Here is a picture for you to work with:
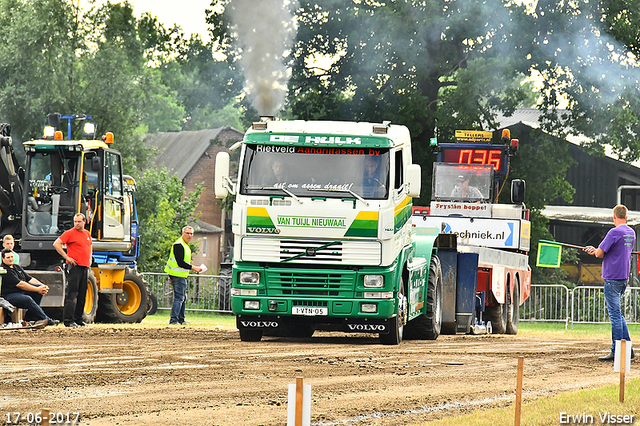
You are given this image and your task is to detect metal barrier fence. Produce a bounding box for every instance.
[521,284,640,327]
[143,272,233,314]
[143,274,640,326]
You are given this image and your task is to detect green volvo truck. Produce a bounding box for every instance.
[214,119,446,344]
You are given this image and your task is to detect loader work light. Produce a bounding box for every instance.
[43,126,56,139]
[81,121,97,139]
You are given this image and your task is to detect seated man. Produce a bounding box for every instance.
[451,175,483,199]
[0,249,58,326]
[362,156,385,197]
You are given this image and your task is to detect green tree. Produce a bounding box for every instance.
[526,0,640,162]
[136,167,204,272]
[161,34,244,131]
[206,0,556,206]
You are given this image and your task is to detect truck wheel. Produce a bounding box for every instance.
[485,293,508,334]
[97,272,148,323]
[217,268,232,311]
[239,329,263,342]
[82,271,98,324]
[380,277,407,345]
[147,291,158,315]
[506,279,520,335]
[404,255,443,340]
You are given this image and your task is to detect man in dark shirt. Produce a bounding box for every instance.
[0,248,58,326]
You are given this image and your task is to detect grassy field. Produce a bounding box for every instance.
[139,313,640,425]
[140,309,237,328]
[423,379,640,426]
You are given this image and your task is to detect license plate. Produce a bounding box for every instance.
[292,306,328,316]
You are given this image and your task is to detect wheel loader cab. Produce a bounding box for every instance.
[24,150,79,236]
[21,144,127,251]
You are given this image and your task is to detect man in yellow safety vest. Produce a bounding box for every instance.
[164,226,202,324]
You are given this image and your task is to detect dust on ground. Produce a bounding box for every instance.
[0,324,634,425]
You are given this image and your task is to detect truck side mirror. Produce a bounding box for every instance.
[406,164,421,198]
[91,155,102,171]
[215,151,231,198]
[511,179,525,203]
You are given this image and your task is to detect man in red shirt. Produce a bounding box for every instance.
[53,213,92,328]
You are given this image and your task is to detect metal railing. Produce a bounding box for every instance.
[143,272,232,314]
[521,284,640,327]
[143,273,640,326]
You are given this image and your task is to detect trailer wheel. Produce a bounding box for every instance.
[506,278,520,335]
[404,255,443,340]
[147,291,158,315]
[239,329,263,342]
[82,271,98,324]
[380,277,407,345]
[97,272,148,323]
[485,292,508,334]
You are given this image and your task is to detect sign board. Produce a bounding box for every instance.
[413,216,522,249]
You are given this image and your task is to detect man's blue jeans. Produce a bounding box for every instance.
[4,290,50,322]
[169,275,187,324]
[604,279,631,353]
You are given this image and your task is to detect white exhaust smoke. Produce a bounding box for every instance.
[227,0,299,116]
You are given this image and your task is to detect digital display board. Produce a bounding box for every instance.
[441,147,505,173]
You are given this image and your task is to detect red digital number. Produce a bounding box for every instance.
[455,149,501,171]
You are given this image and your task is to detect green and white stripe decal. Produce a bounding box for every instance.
[394,196,413,233]
[344,211,378,237]
[246,207,278,233]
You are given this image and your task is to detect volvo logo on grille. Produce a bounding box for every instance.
[306,247,316,256]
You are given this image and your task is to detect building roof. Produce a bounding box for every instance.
[494,108,550,130]
[541,205,640,227]
[144,127,243,180]
[191,220,223,234]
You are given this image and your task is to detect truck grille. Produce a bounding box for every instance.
[266,270,356,297]
[241,237,381,265]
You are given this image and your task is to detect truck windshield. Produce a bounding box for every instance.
[431,163,493,202]
[240,145,390,199]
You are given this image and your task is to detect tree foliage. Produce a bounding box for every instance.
[0,0,238,272]
[135,168,204,272]
[525,0,640,162]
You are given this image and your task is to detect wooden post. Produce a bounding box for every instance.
[295,377,304,426]
[620,340,626,403]
[515,356,523,426]
[41,409,50,426]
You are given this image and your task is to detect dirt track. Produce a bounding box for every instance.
[0,324,635,426]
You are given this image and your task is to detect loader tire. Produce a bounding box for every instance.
[82,271,98,324]
[404,255,443,340]
[97,272,148,323]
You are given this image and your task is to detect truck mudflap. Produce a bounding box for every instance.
[237,315,392,334]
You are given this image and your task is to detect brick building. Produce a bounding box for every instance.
[145,127,244,273]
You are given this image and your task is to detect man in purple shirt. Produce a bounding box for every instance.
[584,204,635,361]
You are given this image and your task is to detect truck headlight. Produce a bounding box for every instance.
[240,271,260,284]
[244,300,260,310]
[361,303,378,313]
[364,275,384,288]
